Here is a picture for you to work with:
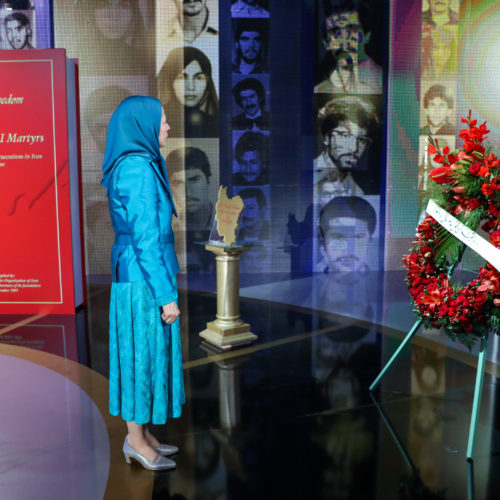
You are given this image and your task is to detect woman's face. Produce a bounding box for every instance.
[94,0,133,40]
[173,60,208,108]
[159,108,170,148]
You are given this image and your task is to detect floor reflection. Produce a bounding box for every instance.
[0,277,499,499]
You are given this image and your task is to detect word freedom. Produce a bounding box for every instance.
[0,94,24,104]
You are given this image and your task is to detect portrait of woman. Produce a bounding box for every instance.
[70,0,152,75]
[101,96,185,470]
[158,46,219,138]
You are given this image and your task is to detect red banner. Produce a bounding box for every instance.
[0,49,78,314]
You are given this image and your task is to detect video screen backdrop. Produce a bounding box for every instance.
[54,0,497,280]
[53,0,390,279]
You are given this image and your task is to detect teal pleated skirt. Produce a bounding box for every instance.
[108,279,185,425]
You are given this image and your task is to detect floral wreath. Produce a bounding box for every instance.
[403,112,500,349]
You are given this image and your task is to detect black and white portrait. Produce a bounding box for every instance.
[314,96,381,197]
[2,11,34,49]
[164,140,219,272]
[232,76,270,131]
[233,186,270,242]
[158,46,219,138]
[159,0,219,82]
[316,195,378,277]
[232,131,269,186]
[167,146,215,231]
[419,83,455,136]
[232,19,268,75]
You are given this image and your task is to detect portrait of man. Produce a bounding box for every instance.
[166,146,214,230]
[160,0,218,78]
[232,77,270,131]
[233,131,269,185]
[233,19,268,75]
[420,84,455,135]
[231,0,269,18]
[4,12,33,49]
[315,1,382,94]
[317,195,377,277]
[235,187,270,242]
[166,146,215,272]
[314,96,380,197]
[168,0,218,44]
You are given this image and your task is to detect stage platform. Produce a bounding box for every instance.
[0,272,499,499]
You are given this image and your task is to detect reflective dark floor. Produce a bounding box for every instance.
[0,274,499,499]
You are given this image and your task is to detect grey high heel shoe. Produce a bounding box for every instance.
[154,443,179,456]
[123,438,176,470]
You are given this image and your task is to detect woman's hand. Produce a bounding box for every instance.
[161,301,180,324]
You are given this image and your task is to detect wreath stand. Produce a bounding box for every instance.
[370,241,490,461]
[374,114,500,463]
[369,319,488,461]
[370,392,476,498]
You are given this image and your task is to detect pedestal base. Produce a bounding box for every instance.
[200,319,257,350]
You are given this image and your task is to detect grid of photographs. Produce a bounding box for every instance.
[311,0,384,280]
[157,1,220,274]
[417,0,459,213]
[231,2,271,272]
[55,1,220,276]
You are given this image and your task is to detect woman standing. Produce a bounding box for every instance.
[101,96,185,470]
[158,46,219,137]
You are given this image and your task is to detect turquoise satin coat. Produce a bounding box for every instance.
[102,96,179,307]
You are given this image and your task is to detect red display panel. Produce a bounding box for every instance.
[0,49,78,314]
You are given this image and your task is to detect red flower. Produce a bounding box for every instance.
[468,198,481,210]
[479,164,491,177]
[429,166,453,184]
[477,265,500,296]
[482,183,495,196]
[488,204,499,217]
[439,304,448,316]
[469,163,481,176]
[490,229,500,247]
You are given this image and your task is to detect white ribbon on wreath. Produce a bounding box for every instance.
[426,199,500,272]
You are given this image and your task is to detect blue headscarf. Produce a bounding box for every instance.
[101,95,167,194]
